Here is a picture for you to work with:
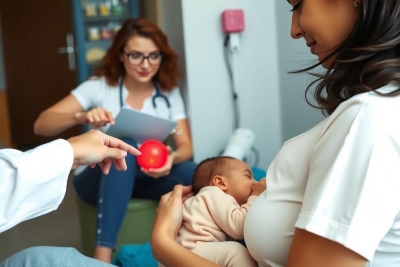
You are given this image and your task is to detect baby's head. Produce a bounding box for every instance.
[192,156,256,205]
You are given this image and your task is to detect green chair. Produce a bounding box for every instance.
[76,197,158,256]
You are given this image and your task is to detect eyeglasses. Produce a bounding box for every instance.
[124,51,163,66]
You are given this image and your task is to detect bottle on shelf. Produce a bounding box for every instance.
[99,1,111,16]
[112,0,123,16]
[85,3,97,17]
[101,26,113,40]
[113,23,122,35]
[88,27,100,41]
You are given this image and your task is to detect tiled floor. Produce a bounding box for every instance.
[0,172,83,261]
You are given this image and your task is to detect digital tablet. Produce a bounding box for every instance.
[106,107,177,144]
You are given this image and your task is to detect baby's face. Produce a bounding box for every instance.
[224,159,256,205]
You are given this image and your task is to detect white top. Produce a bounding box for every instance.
[71,76,187,175]
[244,83,400,267]
[0,139,73,233]
[71,76,187,133]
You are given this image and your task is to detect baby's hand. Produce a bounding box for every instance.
[251,178,266,196]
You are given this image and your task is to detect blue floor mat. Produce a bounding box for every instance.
[114,242,157,267]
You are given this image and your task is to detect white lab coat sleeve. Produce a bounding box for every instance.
[0,139,73,233]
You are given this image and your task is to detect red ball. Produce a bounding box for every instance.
[137,140,168,169]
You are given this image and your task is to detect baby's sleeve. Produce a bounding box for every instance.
[295,99,400,260]
[202,187,257,239]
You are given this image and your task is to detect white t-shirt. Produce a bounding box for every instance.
[71,76,187,175]
[244,83,400,267]
[71,76,187,133]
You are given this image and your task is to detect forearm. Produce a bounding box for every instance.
[213,195,257,239]
[224,205,250,239]
[34,111,81,136]
[151,233,220,267]
[172,143,193,164]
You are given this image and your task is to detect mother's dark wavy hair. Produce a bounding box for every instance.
[294,0,400,115]
[94,18,180,91]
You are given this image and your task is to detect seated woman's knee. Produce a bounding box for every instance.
[175,161,197,186]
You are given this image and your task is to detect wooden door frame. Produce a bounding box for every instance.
[0,91,12,148]
[0,10,12,147]
[139,0,162,26]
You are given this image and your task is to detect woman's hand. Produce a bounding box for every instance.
[152,185,222,267]
[75,107,115,127]
[67,130,141,174]
[141,146,174,178]
[152,185,194,238]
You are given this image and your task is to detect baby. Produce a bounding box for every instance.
[160,156,266,267]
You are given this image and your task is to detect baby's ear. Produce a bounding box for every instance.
[212,175,228,191]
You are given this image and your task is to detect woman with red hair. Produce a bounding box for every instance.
[34,18,196,263]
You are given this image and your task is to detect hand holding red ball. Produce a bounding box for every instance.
[137,140,169,170]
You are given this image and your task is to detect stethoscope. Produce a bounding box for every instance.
[119,76,182,135]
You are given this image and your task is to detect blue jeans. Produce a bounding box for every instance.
[0,247,115,267]
[73,138,196,250]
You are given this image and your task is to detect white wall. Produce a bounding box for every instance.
[160,0,325,169]
[159,0,187,103]
[178,0,283,169]
[274,1,324,141]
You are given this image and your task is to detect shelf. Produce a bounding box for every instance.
[87,63,100,67]
[83,15,131,22]
[85,39,113,45]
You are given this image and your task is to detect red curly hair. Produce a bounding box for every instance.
[94,18,180,92]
